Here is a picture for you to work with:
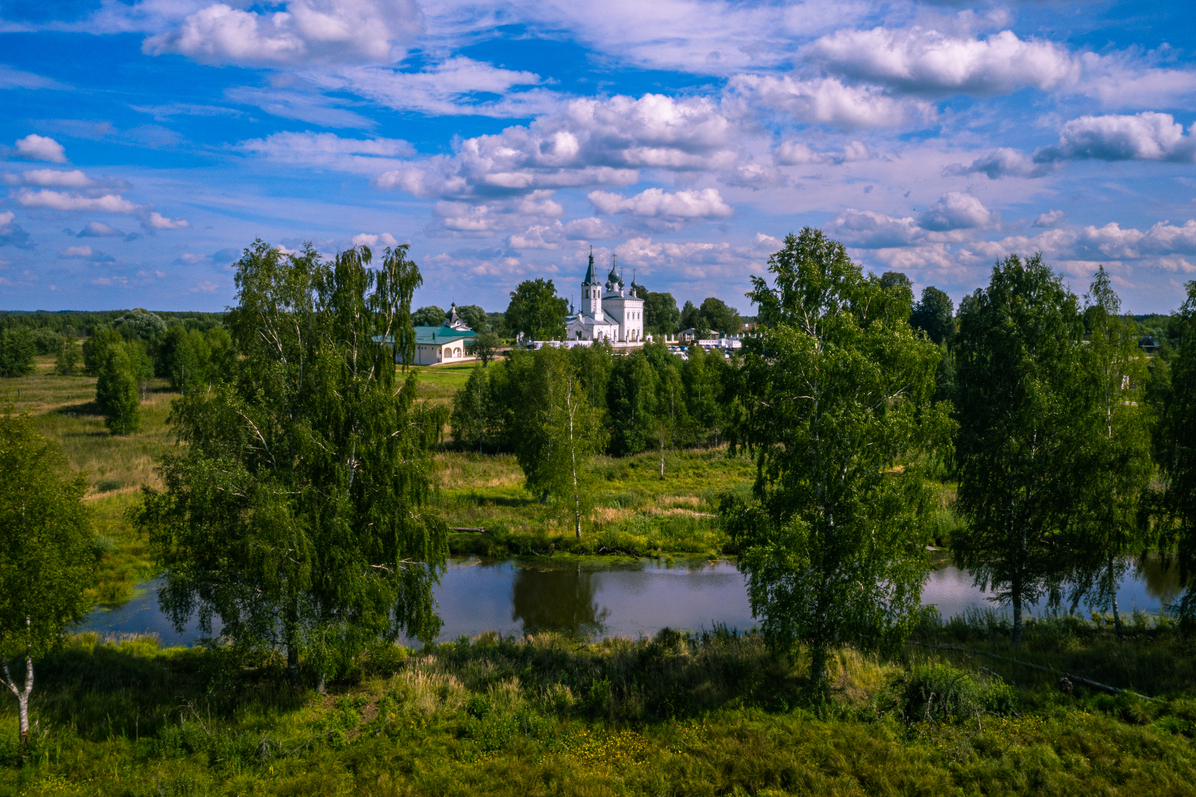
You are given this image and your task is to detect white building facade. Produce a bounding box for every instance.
[566,251,645,343]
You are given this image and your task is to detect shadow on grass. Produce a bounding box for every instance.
[51,400,103,418]
[19,635,305,743]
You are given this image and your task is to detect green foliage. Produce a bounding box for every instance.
[901,663,1016,725]
[136,240,448,683]
[454,304,488,333]
[952,254,1089,645]
[113,308,167,343]
[698,297,741,335]
[412,305,445,327]
[451,366,491,452]
[95,344,142,435]
[1154,280,1196,622]
[0,410,95,742]
[642,291,680,336]
[509,348,607,535]
[505,279,568,341]
[467,331,501,365]
[81,326,124,376]
[1065,268,1154,631]
[606,352,658,456]
[53,335,79,376]
[159,326,233,393]
[879,271,914,318]
[726,228,947,687]
[0,329,35,378]
[28,327,64,356]
[911,286,955,345]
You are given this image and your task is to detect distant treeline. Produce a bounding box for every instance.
[451,342,736,462]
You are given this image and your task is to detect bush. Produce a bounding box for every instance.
[96,344,141,435]
[901,663,1016,725]
[0,329,35,377]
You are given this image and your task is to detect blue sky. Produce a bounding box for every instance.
[2,0,1195,314]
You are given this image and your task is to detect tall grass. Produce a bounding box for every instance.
[3,627,1196,795]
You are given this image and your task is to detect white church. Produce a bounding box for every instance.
[565,250,645,343]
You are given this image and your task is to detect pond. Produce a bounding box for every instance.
[80,556,1189,648]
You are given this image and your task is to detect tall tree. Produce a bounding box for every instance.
[412,305,446,327]
[0,411,95,746]
[53,335,80,376]
[96,343,142,435]
[467,331,501,365]
[1153,280,1196,623]
[644,343,688,478]
[643,291,681,337]
[606,352,658,456]
[81,327,124,376]
[910,286,955,345]
[683,344,725,443]
[679,300,700,331]
[1067,267,1153,636]
[451,366,491,453]
[137,241,447,685]
[952,254,1088,646]
[511,348,606,532]
[698,297,742,335]
[505,279,568,341]
[725,229,945,689]
[454,304,488,333]
[0,330,35,378]
[879,271,914,319]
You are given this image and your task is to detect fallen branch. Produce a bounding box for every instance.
[450,527,487,533]
[907,641,1154,701]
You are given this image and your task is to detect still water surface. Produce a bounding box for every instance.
[81,557,1188,648]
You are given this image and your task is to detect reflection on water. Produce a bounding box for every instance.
[511,565,610,636]
[1135,557,1187,605]
[80,555,1191,648]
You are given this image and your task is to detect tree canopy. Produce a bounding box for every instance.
[0,411,95,744]
[643,291,681,336]
[910,286,955,345]
[505,279,567,341]
[725,228,946,689]
[951,254,1088,645]
[137,241,448,685]
[412,305,446,327]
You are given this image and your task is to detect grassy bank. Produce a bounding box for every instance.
[3,611,1195,796]
[1,356,175,606]
[434,448,754,559]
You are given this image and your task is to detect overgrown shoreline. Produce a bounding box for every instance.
[3,610,1195,796]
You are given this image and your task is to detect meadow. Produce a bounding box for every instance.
[3,611,1196,796]
[5,357,1195,796]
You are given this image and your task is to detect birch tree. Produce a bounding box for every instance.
[1154,280,1196,622]
[1067,268,1153,636]
[952,254,1088,646]
[0,411,94,746]
[137,241,448,686]
[725,229,946,689]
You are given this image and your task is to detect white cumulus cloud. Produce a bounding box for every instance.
[351,232,398,248]
[805,27,1080,97]
[1036,112,1196,163]
[13,134,66,163]
[729,75,930,128]
[588,187,733,219]
[918,192,991,231]
[142,0,423,66]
